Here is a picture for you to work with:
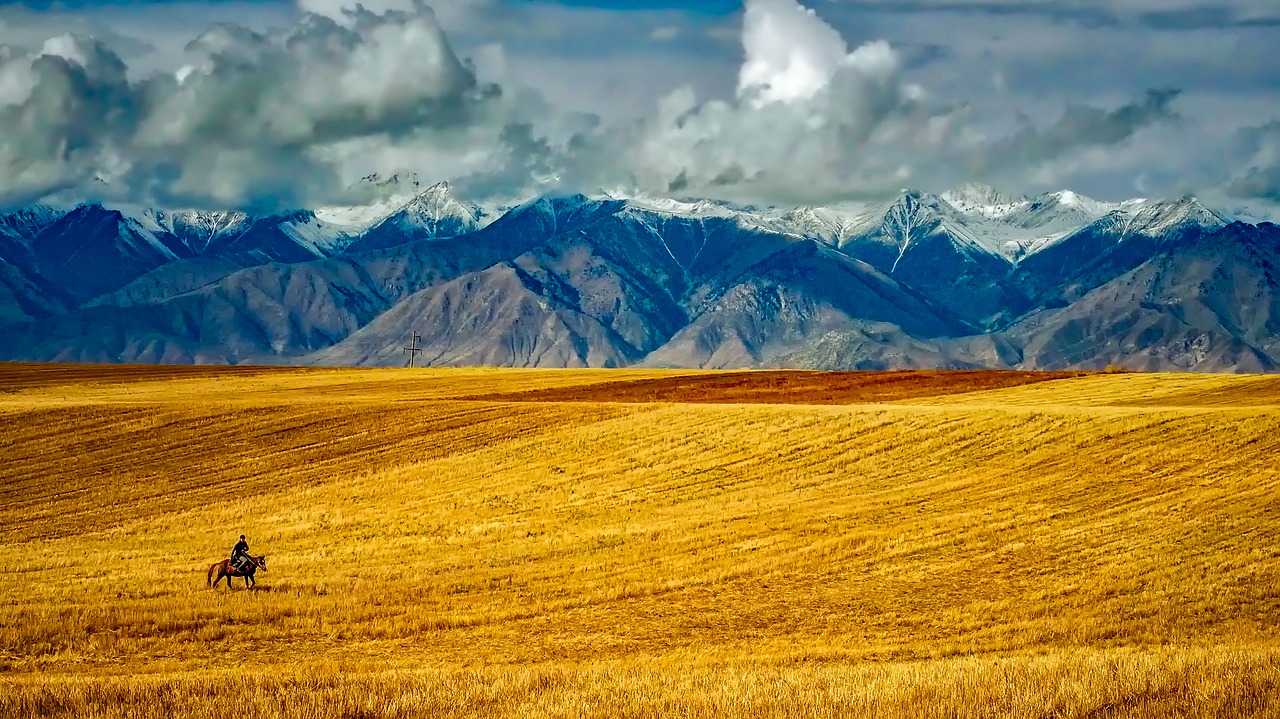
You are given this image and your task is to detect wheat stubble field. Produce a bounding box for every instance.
[2,363,1280,718]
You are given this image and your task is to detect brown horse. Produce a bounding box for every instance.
[208,555,267,589]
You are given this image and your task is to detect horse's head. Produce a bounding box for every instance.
[255,555,267,572]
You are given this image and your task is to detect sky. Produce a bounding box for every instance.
[1,0,1278,215]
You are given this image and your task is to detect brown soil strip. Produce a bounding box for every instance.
[0,362,312,390]
[463,370,1093,405]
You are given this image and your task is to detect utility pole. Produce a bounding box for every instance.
[402,331,423,368]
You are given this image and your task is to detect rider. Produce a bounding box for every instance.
[231,535,250,571]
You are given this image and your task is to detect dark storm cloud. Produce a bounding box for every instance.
[1229,168,1280,202]
[1225,121,1280,202]
[973,89,1182,175]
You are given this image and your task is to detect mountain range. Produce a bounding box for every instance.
[1,174,1277,372]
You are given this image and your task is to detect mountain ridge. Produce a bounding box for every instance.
[0,186,1275,373]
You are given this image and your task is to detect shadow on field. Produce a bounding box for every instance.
[462,370,1092,405]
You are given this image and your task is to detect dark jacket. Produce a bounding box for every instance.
[232,540,249,559]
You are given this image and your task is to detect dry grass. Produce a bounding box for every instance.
[2,364,1279,716]
[5,650,1278,718]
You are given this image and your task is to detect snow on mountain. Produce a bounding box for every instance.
[881,191,1006,267]
[761,185,1222,265]
[705,186,1075,263]
[97,175,495,258]
[1116,196,1227,236]
[253,173,490,255]
[754,204,877,244]
[605,193,739,218]
[940,183,1028,221]
[86,181,1240,268]
[168,211,254,248]
[284,173,428,252]
[754,190,1009,263]
[388,181,491,231]
[56,183,1238,272]
[312,172,424,230]
[933,186,1130,261]
[128,209,253,253]
[311,197,412,234]
[343,181,494,254]
[86,206,186,261]
[0,205,72,243]
[1207,196,1280,225]
[1016,196,1226,258]
[1006,190,1128,230]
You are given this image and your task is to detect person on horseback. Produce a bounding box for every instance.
[231,535,250,571]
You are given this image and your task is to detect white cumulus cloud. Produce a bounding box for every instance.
[548,0,1188,204]
[549,0,942,204]
[0,1,543,210]
[738,0,851,106]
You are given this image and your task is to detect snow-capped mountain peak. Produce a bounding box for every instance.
[390,182,488,227]
[629,197,735,217]
[0,204,74,242]
[299,177,461,251]
[744,185,1233,266]
[401,181,461,215]
[882,190,1007,262]
[940,183,1028,220]
[1119,195,1227,236]
[1008,190,1118,230]
[339,181,493,252]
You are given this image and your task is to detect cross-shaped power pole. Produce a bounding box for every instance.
[402,331,423,368]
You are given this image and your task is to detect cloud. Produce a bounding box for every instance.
[0,35,134,206]
[738,0,852,105]
[833,0,1280,27]
[814,0,1280,200]
[650,26,681,42]
[0,0,1265,209]
[1230,167,1280,202]
[0,1,541,210]
[1225,121,1280,202]
[543,0,1180,204]
[0,5,155,59]
[547,0,942,204]
[975,88,1181,175]
[295,0,495,33]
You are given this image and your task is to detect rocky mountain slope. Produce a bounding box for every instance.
[0,184,1274,373]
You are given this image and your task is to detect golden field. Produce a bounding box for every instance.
[2,364,1279,717]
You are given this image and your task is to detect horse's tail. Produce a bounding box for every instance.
[207,561,218,587]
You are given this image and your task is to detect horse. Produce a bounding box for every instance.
[208,555,267,590]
